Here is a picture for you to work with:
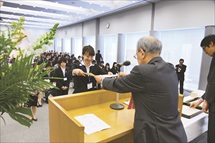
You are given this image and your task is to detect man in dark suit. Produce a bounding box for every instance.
[95,50,103,65]
[190,34,215,143]
[94,36,187,143]
[175,59,187,94]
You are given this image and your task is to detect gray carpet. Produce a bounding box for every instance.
[0,89,207,143]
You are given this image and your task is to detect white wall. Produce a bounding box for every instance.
[55,23,82,38]
[99,4,152,35]
[83,19,97,37]
[154,0,215,30]
[52,0,215,90]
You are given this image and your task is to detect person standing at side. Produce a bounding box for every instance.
[175,59,187,94]
[94,36,187,143]
[190,34,215,143]
[95,50,103,65]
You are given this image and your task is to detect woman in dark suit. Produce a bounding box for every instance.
[110,62,118,74]
[54,58,71,96]
[72,45,110,93]
[104,63,111,74]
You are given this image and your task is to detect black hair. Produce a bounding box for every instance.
[105,63,110,66]
[59,57,67,64]
[45,62,51,68]
[200,34,215,47]
[82,45,95,56]
[99,61,104,64]
[179,59,184,62]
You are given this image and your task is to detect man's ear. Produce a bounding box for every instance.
[139,49,145,58]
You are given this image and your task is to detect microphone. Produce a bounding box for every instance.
[117,61,131,67]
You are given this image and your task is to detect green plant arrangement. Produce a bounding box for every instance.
[0,17,59,127]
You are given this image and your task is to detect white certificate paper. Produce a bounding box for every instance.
[74,114,111,135]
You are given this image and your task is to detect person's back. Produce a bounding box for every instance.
[94,36,187,143]
[134,58,178,118]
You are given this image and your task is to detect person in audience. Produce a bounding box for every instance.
[92,60,96,65]
[190,34,215,143]
[72,45,111,93]
[99,61,105,70]
[104,63,111,73]
[175,59,187,94]
[43,62,55,103]
[54,57,71,96]
[95,50,103,65]
[110,62,118,74]
[78,55,82,63]
[94,36,187,143]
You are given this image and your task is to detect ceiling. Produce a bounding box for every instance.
[0,0,158,29]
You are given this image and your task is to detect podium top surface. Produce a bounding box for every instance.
[67,98,134,143]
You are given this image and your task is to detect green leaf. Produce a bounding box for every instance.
[0,17,59,127]
[8,109,33,127]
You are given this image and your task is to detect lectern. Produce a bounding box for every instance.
[48,89,134,143]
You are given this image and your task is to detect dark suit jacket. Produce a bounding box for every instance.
[54,66,71,95]
[202,54,215,112]
[175,64,186,80]
[102,57,187,143]
[72,63,107,93]
[110,67,118,74]
[95,53,103,64]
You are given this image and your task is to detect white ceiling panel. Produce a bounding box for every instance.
[0,0,159,29]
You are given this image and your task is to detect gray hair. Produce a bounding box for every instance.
[137,36,162,54]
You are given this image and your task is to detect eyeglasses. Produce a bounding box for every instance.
[133,53,137,59]
[134,51,140,59]
[133,49,146,59]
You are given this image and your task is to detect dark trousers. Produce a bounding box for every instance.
[179,80,184,94]
[208,112,215,143]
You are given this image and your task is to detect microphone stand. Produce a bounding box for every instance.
[110,66,124,110]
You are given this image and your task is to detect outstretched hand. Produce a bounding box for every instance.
[190,99,202,108]
[73,69,85,76]
[94,75,103,84]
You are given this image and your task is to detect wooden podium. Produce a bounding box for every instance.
[48,89,134,143]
